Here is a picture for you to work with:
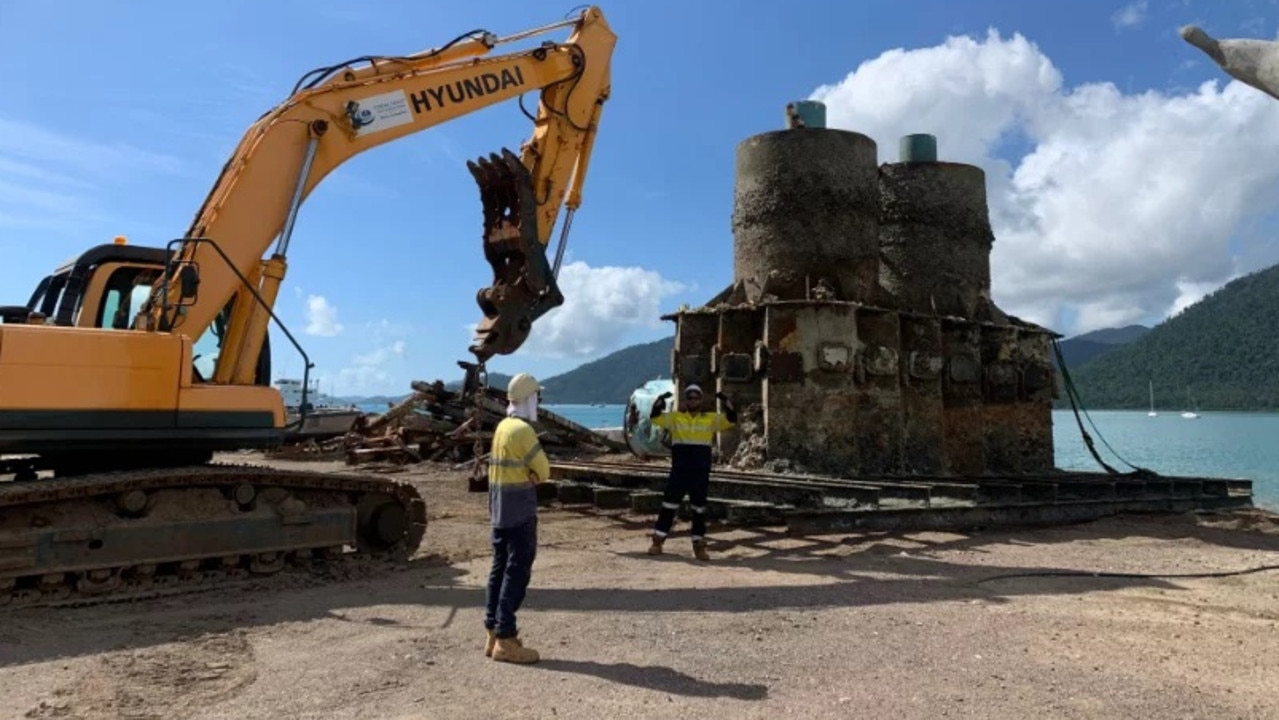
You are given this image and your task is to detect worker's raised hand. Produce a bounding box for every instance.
[715,391,734,410]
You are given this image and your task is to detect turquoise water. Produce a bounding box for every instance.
[1052,410,1279,511]
[369,402,1278,511]
[543,404,626,430]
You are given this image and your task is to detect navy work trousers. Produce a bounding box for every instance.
[652,465,710,541]
[484,516,538,639]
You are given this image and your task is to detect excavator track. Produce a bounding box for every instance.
[0,462,426,609]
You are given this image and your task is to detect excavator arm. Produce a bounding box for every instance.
[137,7,615,384]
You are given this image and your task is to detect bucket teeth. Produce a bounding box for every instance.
[467,148,563,361]
[467,148,535,245]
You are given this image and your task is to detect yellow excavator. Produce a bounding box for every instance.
[0,7,615,607]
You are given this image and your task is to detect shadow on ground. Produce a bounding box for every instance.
[566,504,1279,579]
[532,659,769,700]
[2,506,1277,668]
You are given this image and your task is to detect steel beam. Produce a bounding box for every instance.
[784,495,1256,536]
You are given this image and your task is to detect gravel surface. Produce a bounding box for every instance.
[3,453,1279,719]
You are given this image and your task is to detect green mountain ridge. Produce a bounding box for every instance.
[1063,263,1279,411]
[538,336,674,404]
[336,340,674,408]
[1054,326,1150,371]
[1072,324,1151,345]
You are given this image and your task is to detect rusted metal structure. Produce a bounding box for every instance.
[663,107,1058,480]
[550,105,1255,534]
[547,460,1254,534]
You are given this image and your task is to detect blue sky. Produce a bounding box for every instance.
[3,0,1279,398]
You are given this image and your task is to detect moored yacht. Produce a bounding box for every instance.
[274,378,363,440]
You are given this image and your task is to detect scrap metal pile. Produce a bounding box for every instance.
[269,379,625,469]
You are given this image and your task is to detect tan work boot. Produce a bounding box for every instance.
[693,539,710,561]
[491,635,540,664]
[648,534,665,556]
[484,628,496,657]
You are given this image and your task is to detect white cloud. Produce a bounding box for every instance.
[470,261,684,359]
[1112,1,1148,29]
[0,117,182,233]
[1240,16,1267,36]
[1169,277,1225,316]
[809,29,1279,335]
[0,118,183,177]
[366,317,414,337]
[306,319,416,397]
[304,294,343,336]
[331,340,408,396]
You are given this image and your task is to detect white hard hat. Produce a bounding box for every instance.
[507,372,542,403]
[683,384,703,397]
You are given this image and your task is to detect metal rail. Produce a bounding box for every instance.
[544,460,1255,536]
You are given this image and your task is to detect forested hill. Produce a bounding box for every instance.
[1064,263,1279,411]
[1054,324,1149,370]
[443,372,513,393]
[539,336,674,404]
[336,339,674,408]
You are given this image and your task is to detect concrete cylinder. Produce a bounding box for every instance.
[899,134,938,162]
[732,128,880,304]
[878,161,994,318]
[785,100,827,129]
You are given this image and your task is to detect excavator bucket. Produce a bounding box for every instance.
[466,148,564,362]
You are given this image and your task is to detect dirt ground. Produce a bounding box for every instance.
[3,453,1279,720]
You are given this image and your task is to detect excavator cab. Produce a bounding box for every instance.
[18,243,165,327]
[6,241,271,384]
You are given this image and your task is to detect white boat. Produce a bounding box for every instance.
[1181,387,1200,419]
[274,378,363,439]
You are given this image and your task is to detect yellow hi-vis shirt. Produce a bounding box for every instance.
[488,416,551,528]
[651,411,734,470]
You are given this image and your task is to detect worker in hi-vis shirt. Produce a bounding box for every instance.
[646,383,736,560]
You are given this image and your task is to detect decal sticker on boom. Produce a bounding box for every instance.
[346,90,414,136]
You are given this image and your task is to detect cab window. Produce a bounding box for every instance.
[191,315,225,381]
[92,266,247,384]
[98,284,154,330]
[96,266,160,329]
